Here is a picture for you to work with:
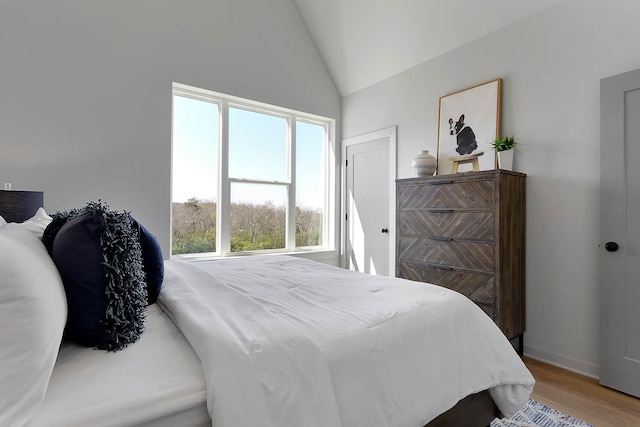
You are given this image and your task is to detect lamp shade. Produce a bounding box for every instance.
[0,190,44,222]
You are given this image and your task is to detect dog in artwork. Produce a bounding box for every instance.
[448,114,478,155]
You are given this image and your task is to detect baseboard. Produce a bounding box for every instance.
[524,344,599,379]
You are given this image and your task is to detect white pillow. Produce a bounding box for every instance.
[16,207,52,239]
[0,207,51,237]
[0,225,67,427]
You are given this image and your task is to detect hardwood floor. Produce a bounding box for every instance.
[523,357,640,427]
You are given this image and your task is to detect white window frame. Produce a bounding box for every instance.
[171,82,336,258]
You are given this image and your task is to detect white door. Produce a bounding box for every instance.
[343,127,396,276]
[600,67,640,397]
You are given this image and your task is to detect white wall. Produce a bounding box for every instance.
[342,0,640,377]
[0,1,341,259]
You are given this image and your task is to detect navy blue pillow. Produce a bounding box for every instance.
[50,203,147,351]
[52,211,110,347]
[131,218,164,304]
[42,216,70,255]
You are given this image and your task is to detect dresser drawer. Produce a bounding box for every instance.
[398,211,494,241]
[398,179,493,210]
[398,261,495,305]
[398,237,494,272]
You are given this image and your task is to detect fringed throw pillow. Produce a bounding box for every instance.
[45,201,147,350]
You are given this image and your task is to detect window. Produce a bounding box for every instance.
[171,83,334,257]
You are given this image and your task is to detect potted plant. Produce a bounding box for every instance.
[490,135,518,170]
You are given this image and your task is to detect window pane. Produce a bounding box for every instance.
[171,199,216,255]
[229,108,287,181]
[171,95,218,255]
[230,183,286,252]
[295,121,325,247]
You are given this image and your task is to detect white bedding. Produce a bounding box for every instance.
[159,255,535,427]
[28,304,209,427]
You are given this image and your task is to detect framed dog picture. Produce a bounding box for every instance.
[436,78,502,174]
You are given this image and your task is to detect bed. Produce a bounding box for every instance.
[0,200,534,427]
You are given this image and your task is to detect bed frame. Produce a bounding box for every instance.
[425,390,500,427]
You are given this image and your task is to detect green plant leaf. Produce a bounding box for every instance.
[489,135,518,151]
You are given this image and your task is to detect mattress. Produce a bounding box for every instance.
[28,304,210,427]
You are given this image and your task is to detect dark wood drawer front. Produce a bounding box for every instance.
[398,180,493,210]
[398,237,494,272]
[398,211,494,241]
[398,262,495,305]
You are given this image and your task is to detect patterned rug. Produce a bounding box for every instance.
[491,399,594,427]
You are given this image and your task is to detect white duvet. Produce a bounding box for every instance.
[159,255,534,427]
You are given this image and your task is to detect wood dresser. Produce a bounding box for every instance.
[396,169,526,350]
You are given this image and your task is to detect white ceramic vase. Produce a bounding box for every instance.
[412,150,437,176]
[497,149,514,171]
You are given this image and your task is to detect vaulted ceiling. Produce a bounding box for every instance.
[293,0,565,95]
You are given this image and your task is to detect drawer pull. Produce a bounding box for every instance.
[429,209,454,213]
[429,237,453,241]
[428,264,453,270]
[429,180,453,185]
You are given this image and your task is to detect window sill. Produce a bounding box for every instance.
[171,248,340,265]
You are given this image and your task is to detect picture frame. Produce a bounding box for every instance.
[436,78,502,174]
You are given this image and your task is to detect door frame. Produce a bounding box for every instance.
[341,126,397,273]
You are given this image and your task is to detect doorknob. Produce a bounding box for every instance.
[381,228,389,234]
[605,241,619,252]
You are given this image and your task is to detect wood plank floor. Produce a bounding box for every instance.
[524,357,640,427]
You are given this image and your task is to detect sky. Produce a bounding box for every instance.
[171,95,325,210]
